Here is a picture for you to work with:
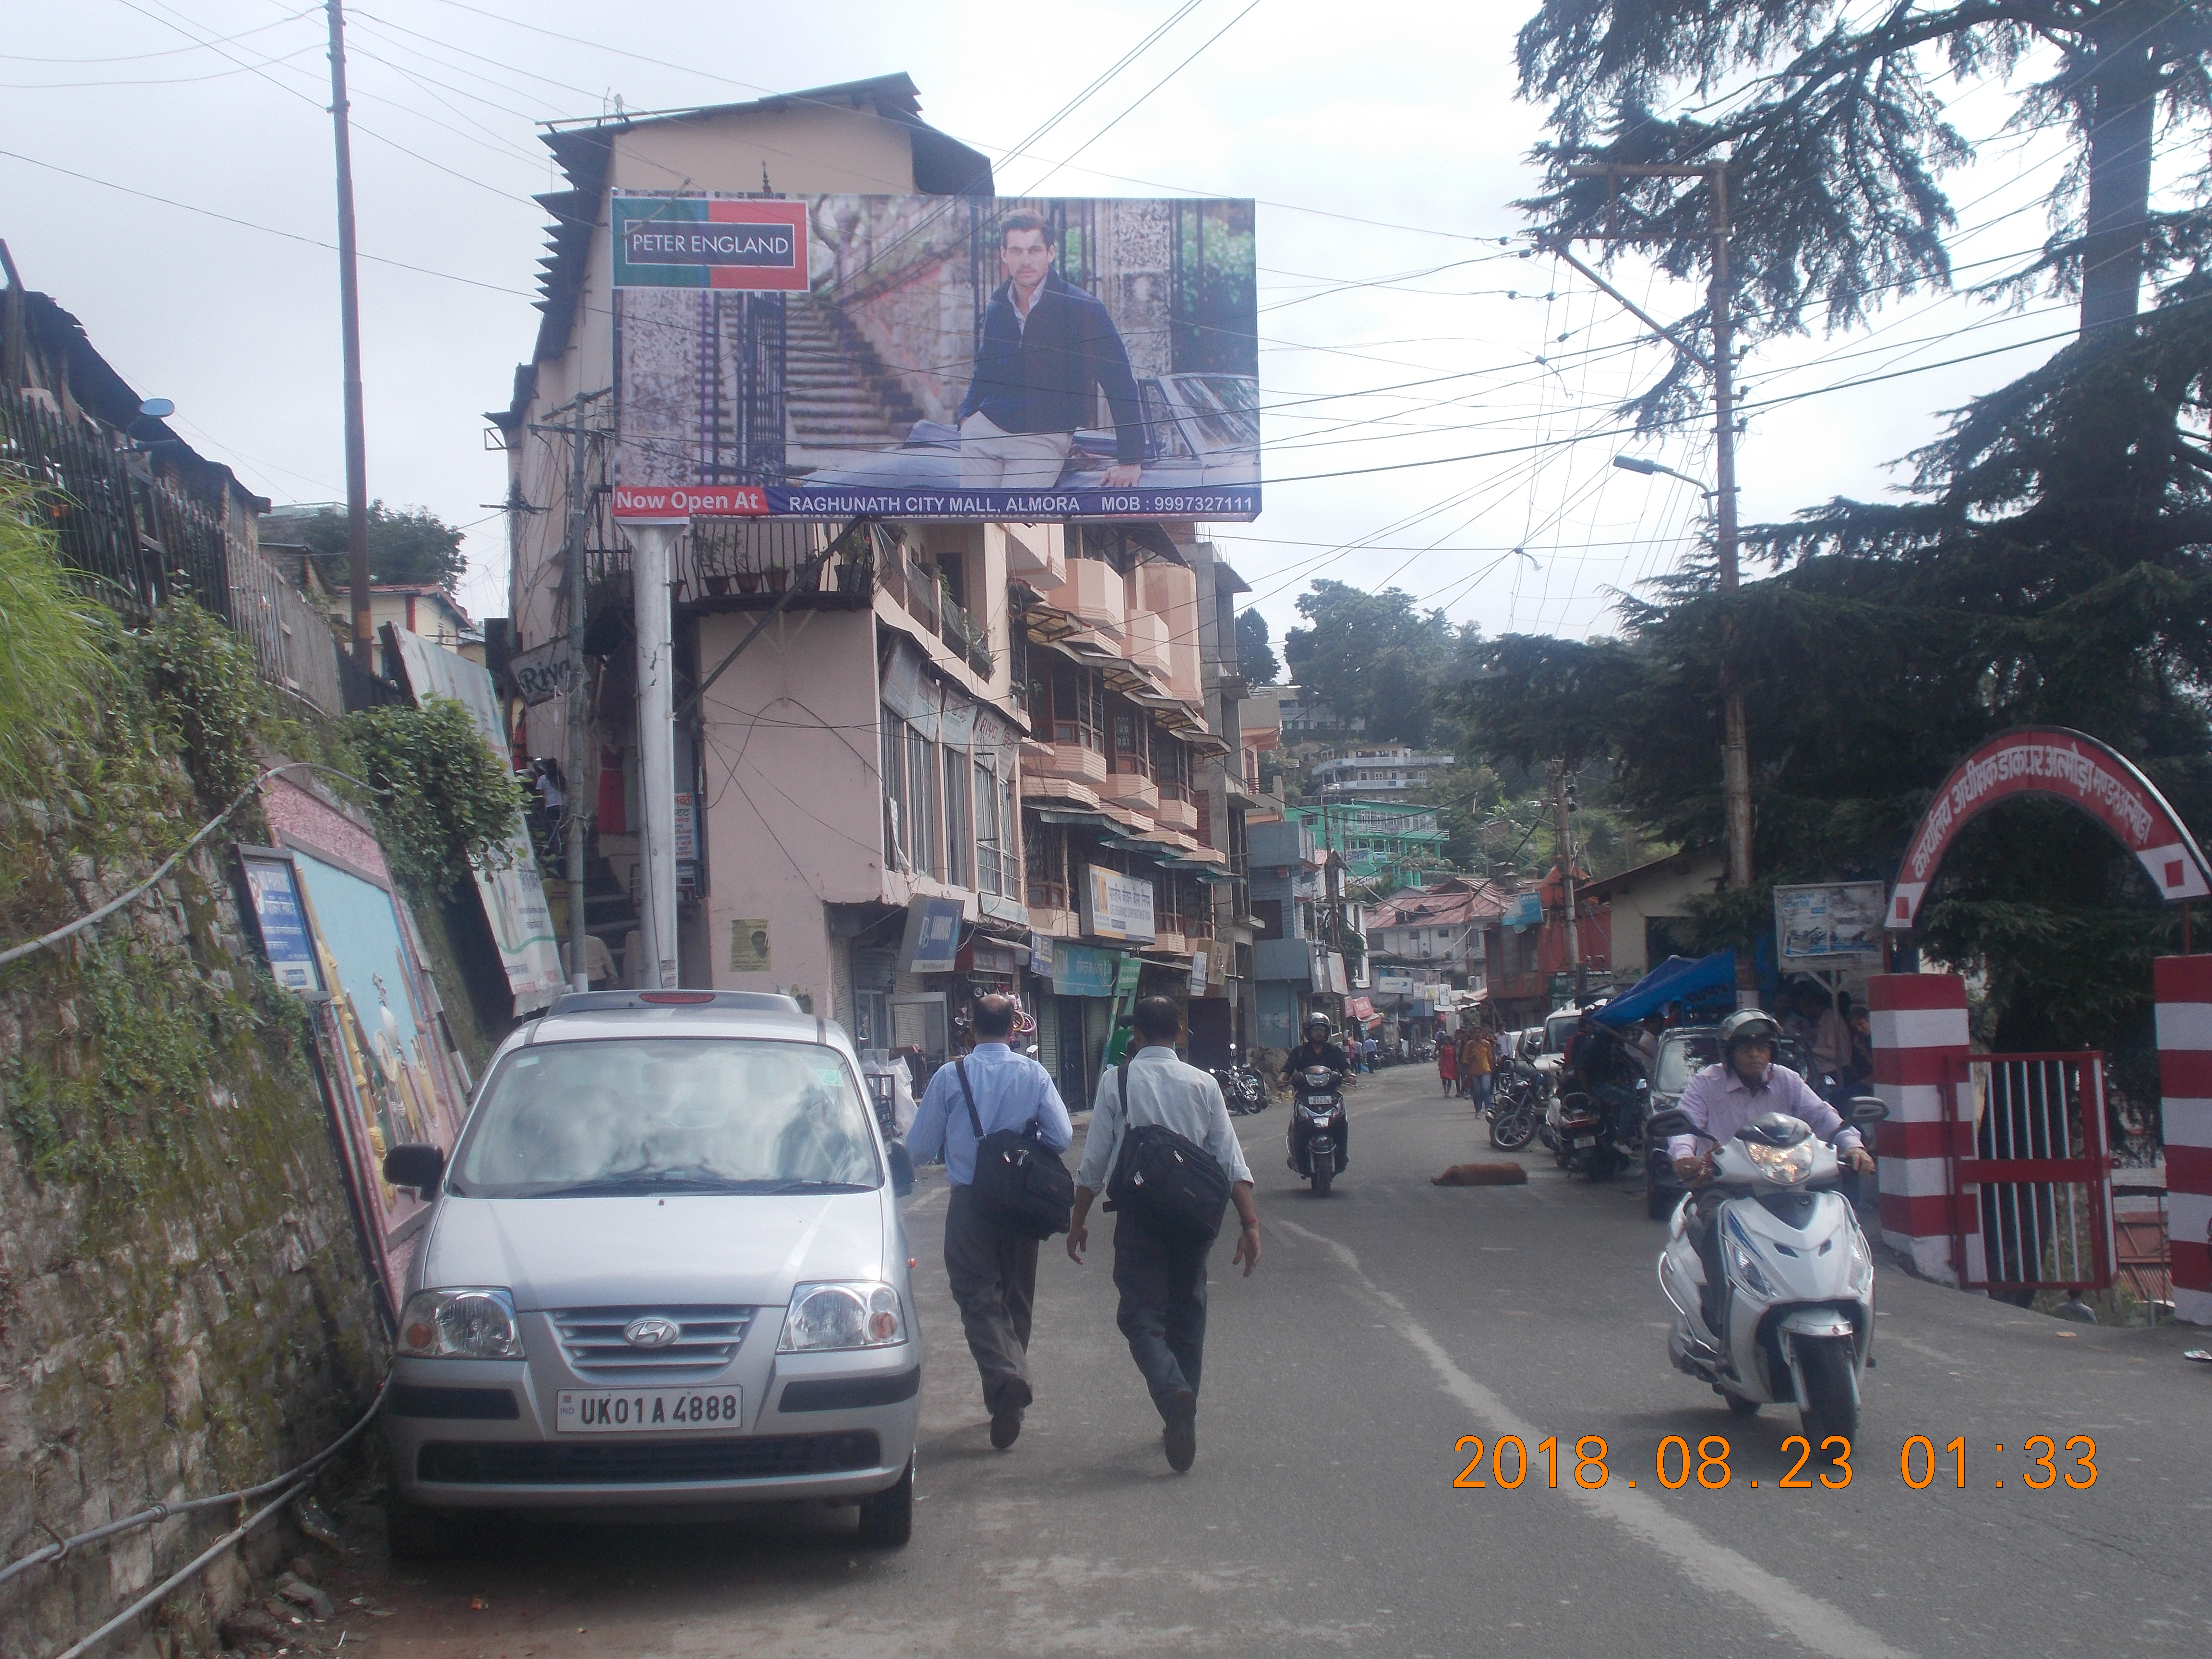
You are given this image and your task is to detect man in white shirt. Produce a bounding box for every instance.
[1067,997,1260,1472]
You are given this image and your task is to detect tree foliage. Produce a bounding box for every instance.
[1282,581,1467,747]
[295,500,468,592]
[344,699,528,900]
[1235,607,1281,685]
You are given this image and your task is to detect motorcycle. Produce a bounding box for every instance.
[1543,1076,1645,1180]
[1213,1049,1269,1116]
[1645,1099,1888,1449]
[1485,1060,1542,1152]
[1287,1065,1347,1196]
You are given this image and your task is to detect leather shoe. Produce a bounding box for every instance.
[1162,1389,1197,1472]
[989,1407,1023,1449]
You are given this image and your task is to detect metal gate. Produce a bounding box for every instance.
[1948,1052,2116,1292]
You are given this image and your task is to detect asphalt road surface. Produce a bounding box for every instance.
[349,1063,2212,1659]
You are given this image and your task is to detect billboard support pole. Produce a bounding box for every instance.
[324,0,373,672]
[630,521,682,990]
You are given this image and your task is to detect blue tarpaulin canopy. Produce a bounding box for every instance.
[1591,950,1737,1028]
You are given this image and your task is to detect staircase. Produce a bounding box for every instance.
[782,295,930,472]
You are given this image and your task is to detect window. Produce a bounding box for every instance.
[974,756,1003,895]
[880,707,908,870]
[1045,661,1104,751]
[1158,739,1193,802]
[944,748,973,889]
[906,724,940,879]
[1109,702,1151,777]
[1027,819,1071,911]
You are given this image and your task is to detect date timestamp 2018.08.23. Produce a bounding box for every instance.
[1449,1433,2098,1491]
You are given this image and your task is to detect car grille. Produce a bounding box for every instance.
[548,1306,756,1373]
[416,1432,880,1486]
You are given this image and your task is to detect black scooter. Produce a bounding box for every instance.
[1287,1065,1348,1196]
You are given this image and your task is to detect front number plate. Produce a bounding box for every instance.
[556,1388,743,1433]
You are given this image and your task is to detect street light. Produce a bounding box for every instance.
[1611,453,1713,495]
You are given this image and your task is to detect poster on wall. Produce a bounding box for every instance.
[613,193,1258,522]
[1774,882,1886,964]
[382,627,565,1012]
[1082,865,1157,944]
[237,847,325,998]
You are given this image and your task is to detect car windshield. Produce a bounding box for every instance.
[452,1038,881,1197]
[1172,376,1259,452]
[1653,1031,1813,1095]
[1543,1012,1581,1054]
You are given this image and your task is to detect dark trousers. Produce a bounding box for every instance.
[944,1184,1038,1415]
[1111,1212,1211,1416]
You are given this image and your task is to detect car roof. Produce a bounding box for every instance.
[507,991,855,1056]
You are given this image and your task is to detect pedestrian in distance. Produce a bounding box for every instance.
[1462,1024,1494,1114]
[1068,996,1260,1473]
[906,994,1074,1451]
[1437,1030,1459,1096]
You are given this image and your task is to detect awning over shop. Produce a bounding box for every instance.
[1592,950,1737,1028]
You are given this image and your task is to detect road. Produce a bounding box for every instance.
[344,1062,2212,1659]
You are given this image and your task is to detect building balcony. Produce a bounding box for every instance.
[999,525,1063,585]
[1154,793,1200,834]
[1027,739,1107,786]
[1058,558,1125,638]
[1098,770,1159,813]
[1152,929,1189,957]
[1123,608,1170,679]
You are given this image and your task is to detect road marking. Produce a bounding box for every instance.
[1269,1215,1918,1659]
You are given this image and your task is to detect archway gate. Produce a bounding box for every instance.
[1875,728,2212,1323]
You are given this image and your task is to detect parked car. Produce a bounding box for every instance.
[1639,1023,1813,1220]
[378,989,920,1554]
[802,373,1260,493]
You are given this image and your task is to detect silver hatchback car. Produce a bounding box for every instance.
[377,990,919,1552]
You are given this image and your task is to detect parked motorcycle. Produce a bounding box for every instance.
[1213,1049,1269,1116]
[1485,1061,1541,1151]
[1544,1076,1645,1181]
[1288,1065,1347,1196]
[1646,1099,1888,1449]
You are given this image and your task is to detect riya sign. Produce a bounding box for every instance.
[1888,726,2212,930]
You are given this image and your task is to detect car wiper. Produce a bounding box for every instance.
[518,1168,755,1197]
[753,1179,874,1194]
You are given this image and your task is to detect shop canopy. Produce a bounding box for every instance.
[1590,950,1737,1029]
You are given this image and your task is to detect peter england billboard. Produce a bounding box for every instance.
[612,193,1258,521]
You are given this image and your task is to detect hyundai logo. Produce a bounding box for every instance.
[623,1316,681,1349]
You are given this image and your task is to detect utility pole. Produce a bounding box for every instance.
[562,397,592,993]
[1548,161,1752,891]
[324,0,373,673]
[1552,760,1582,996]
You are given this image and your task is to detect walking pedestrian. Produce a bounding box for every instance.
[906,994,1073,1450]
[1460,1025,1493,1114]
[1067,997,1260,1473]
[1437,1030,1459,1096]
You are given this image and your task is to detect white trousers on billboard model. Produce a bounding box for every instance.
[960,412,1073,488]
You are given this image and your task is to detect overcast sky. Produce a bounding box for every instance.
[2,0,2109,647]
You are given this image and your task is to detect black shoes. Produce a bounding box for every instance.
[1163,1389,1198,1473]
[990,1407,1024,1449]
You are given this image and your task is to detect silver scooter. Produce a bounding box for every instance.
[1644,1099,1887,1448]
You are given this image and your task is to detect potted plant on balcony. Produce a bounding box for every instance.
[693,536,733,596]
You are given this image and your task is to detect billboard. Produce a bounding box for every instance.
[1082,865,1157,944]
[613,193,1257,521]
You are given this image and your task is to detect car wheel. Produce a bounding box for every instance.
[855,1456,914,1548]
[384,1493,447,1563]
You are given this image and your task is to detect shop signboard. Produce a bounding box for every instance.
[1052,942,1119,999]
[1189,950,1209,996]
[1375,973,1418,995]
[1082,865,1156,944]
[899,895,965,974]
[1115,952,1144,995]
[1774,881,1886,964]
[612,192,1258,523]
[237,847,326,998]
[1503,891,1543,929]
[1028,933,1055,976]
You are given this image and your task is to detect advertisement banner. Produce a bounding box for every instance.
[613,192,1258,522]
[1774,882,1887,963]
[238,848,325,998]
[382,628,565,1012]
[1082,865,1157,944]
[899,895,965,974]
[1189,949,1209,997]
[1052,941,1118,998]
[1028,932,1055,976]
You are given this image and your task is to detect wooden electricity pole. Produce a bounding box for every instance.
[1547,162,1753,891]
[325,0,373,672]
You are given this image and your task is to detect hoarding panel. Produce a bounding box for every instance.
[1082,865,1157,944]
[1774,881,1887,963]
[613,193,1257,522]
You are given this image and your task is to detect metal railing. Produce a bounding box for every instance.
[1950,1052,2116,1293]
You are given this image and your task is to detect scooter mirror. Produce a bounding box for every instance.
[1644,1107,1694,1140]
[1847,1095,1889,1124]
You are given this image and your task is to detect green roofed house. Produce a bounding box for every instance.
[1286,800,1450,889]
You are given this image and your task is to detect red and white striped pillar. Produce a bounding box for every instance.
[1867,972,1974,1286]
[2154,955,2212,1325]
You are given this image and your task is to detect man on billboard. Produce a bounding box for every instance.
[958,212,1145,490]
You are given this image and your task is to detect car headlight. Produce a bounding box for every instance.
[778,1282,906,1351]
[1743,1139,1815,1184]
[1726,1237,1778,1299]
[397,1288,524,1359]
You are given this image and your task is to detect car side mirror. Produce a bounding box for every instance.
[383,1142,445,1195]
[1644,1108,1693,1140]
[1848,1096,1889,1125]
[887,1140,915,1198]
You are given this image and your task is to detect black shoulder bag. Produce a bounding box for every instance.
[956,1059,1074,1239]
[1105,1062,1232,1243]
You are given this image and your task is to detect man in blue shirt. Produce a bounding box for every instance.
[907,994,1073,1450]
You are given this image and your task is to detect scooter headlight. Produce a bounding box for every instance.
[1725,1237,1778,1299]
[1743,1139,1815,1185]
[1846,1225,1874,1292]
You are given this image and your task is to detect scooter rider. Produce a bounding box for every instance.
[1669,1010,1875,1326]
[1281,1014,1352,1171]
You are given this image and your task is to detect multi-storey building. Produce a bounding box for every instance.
[1286,798,1451,888]
[1308,745,1455,797]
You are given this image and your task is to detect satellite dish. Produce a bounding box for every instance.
[138,397,175,420]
